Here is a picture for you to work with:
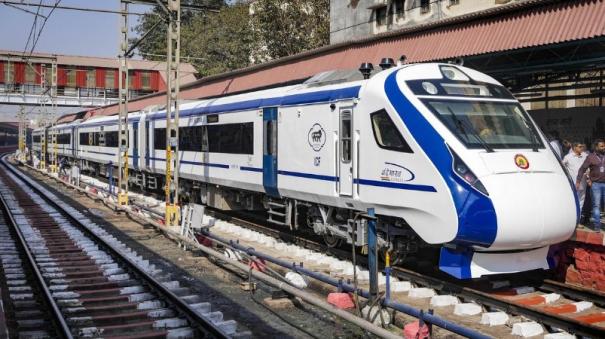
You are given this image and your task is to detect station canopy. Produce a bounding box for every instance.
[60,0,605,123]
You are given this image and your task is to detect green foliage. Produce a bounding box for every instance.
[132,0,329,77]
[250,0,329,62]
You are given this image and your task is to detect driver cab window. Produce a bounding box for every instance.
[370,109,413,153]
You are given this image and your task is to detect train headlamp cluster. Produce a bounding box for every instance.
[451,149,489,196]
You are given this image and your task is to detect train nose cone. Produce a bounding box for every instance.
[478,153,576,251]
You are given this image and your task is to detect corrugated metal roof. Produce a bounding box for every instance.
[75,0,605,121]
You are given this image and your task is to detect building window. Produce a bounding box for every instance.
[66,69,76,87]
[141,72,151,90]
[105,70,115,89]
[375,6,388,26]
[128,71,134,88]
[449,0,460,5]
[420,0,430,13]
[5,62,14,83]
[25,64,36,84]
[44,66,52,86]
[86,69,95,88]
[392,0,405,17]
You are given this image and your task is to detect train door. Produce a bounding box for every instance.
[132,122,139,169]
[145,120,150,169]
[71,126,76,158]
[338,108,354,196]
[263,107,279,197]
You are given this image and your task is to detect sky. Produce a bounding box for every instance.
[0,0,152,58]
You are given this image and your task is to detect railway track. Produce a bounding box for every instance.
[206,210,605,338]
[0,156,241,339]
[11,158,605,338]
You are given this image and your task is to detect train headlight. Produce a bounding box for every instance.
[451,149,489,196]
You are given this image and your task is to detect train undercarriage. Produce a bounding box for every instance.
[56,155,427,264]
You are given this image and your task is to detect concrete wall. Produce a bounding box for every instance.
[330,0,520,44]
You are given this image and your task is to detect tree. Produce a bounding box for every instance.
[249,0,329,62]
[131,0,226,65]
[181,3,255,77]
[132,0,330,77]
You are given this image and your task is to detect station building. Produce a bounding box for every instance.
[0,50,197,123]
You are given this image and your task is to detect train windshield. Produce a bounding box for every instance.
[423,100,544,150]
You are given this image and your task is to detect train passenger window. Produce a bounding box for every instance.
[370,109,413,153]
[201,126,209,152]
[207,122,254,155]
[57,134,71,145]
[104,131,119,148]
[264,121,274,156]
[79,133,88,145]
[154,128,166,150]
[340,110,352,163]
[179,126,204,152]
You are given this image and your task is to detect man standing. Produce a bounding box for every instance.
[564,142,588,217]
[577,139,605,231]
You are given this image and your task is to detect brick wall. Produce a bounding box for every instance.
[554,229,605,291]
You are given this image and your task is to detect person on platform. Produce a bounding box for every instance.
[59,157,69,177]
[564,142,588,219]
[548,132,563,159]
[576,139,605,232]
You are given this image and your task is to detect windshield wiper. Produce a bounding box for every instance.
[447,107,494,153]
[515,112,540,152]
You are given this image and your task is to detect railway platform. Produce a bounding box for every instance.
[555,226,605,292]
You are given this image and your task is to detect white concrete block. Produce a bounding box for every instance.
[408,287,436,299]
[294,248,311,257]
[274,242,288,251]
[572,301,593,312]
[543,293,560,304]
[511,321,543,337]
[329,260,348,271]
[361,305,391,326]
[342,265,364,276]
[356,270,370,281]
[543,332,575,339]
[513,286,535,295]
[430,295,459,307]
[479,312,509,326]
[285,272,308,289]
[453,303,482,316]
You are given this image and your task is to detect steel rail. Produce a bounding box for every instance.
[0,188,73,339]
[0,156,231,339]
[540,279,605,309]
[390,267,605,338]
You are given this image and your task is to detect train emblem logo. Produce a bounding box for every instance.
[308,123,326,152]
[380,162,415,182]
[514,154,530,170]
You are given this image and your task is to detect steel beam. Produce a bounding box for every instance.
[118,1,130,206]
[164,0,181,227]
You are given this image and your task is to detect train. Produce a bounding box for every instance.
[31,62,578,279]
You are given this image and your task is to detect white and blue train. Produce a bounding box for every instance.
[32,63,578,279]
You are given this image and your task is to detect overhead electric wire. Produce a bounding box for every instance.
[0,0,150,16]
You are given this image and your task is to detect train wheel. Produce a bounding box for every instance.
[323,232,342,248]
